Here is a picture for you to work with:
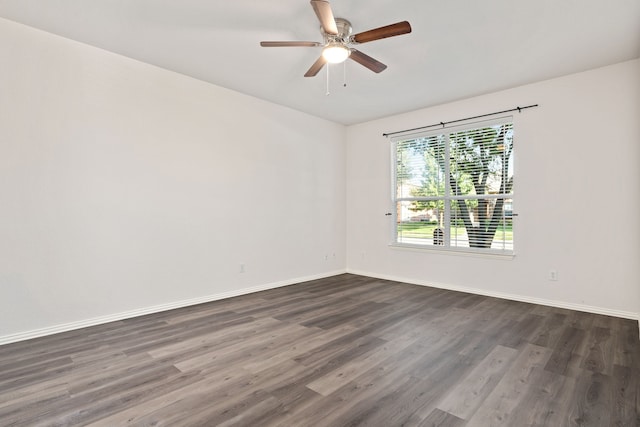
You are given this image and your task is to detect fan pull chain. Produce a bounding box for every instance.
[326,64,330,96]
[343,61,347,87]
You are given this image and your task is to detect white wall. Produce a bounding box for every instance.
[346,59,640,319]
[1,17,638,345]
[0,18,346,342]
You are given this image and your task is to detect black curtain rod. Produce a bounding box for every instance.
[382,104,539,137]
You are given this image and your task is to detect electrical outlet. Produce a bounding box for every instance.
[548,270,558,281]
[240,263,245,273]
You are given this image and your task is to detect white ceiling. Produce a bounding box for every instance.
[1,0,638,125]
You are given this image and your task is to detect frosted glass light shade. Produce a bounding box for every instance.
[322,44,350,64]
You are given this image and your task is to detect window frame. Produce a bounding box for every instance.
[390,116,515,256]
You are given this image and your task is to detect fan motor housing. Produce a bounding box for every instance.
[322,18,352,43]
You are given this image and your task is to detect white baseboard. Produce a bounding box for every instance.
[3,269,637,346]
[0,269,347,346]
[347,268,640,321]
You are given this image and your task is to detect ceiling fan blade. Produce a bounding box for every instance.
[260,41,322,47]
[349,49,387,73]
[352,21,412,44]
[304,56,328,77]
[310,0,338,35]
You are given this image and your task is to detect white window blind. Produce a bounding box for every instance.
[392,118,514,254]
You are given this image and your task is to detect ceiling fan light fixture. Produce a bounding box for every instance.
[322,43,350,64]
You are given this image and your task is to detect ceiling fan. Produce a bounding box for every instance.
[260,0,412,77]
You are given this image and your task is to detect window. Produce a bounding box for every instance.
[392,118,514,254]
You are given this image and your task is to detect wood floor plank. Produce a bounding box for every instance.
[581,325,614,374]
[241,324,356,374]
[417,408,466,427]
[271,292,366,323]
[2,363,193,426]
[259,386,325,427]
[0,273,637,426]
[288,372,420,427]
[613,320,640,368]
[505,366,577,427]
[544,326,587,377]
[301,300,390,330]
[341,354,474,426]
[173,320,310,372]
[610,364,640,426]
[84,367,249,426]
[306,332,417,396]
[436,344,519,420]
[465,343,553,426]
[530,311,570,348]
[280,332,458,425]
[569,371,613,426]
[144,315,260,360]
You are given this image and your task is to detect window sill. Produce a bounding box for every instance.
[388,243,515,260]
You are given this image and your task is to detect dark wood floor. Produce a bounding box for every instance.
[1,274,639,426]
